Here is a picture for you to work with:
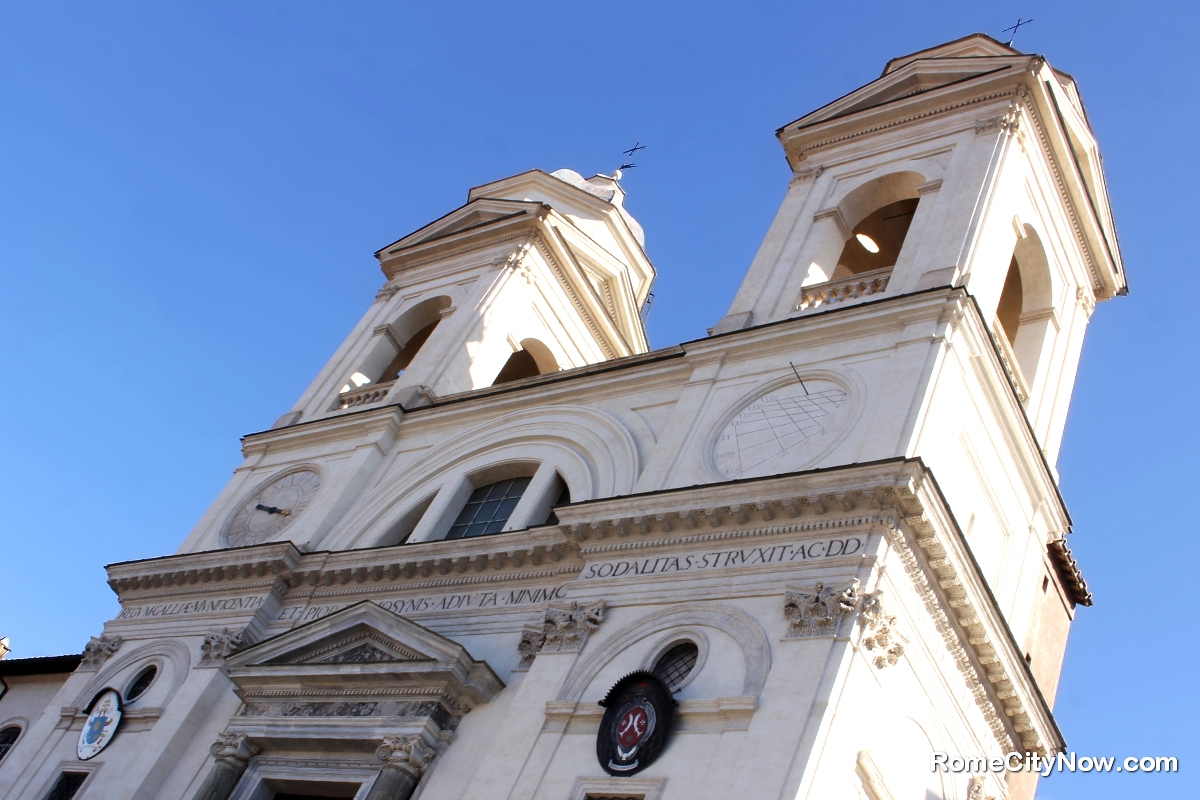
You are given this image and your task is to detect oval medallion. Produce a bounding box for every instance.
[597,671,674,776]
[712,378,852,479]
[77,688,122,760]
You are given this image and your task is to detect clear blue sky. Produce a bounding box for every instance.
[1,2,1194,797]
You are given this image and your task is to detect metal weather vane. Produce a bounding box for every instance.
[1002,17,1034,48]
[615,142,645,177]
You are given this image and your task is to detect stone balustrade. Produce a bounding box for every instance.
[795,267,891,312]
[990,319,1030,403]
[336,380,395,410]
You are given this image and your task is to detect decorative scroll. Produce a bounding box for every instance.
[517,600,607,667]
[199,628,245,667]
[376,734,437,780]
[79,635,123,671]
[860,593,905,669]
[783,581,858,638]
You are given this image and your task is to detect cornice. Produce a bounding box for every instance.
[530,230,623,360]
[107,542,304,597]
[242,405,402,454]
[786,84,1022,162]
[897,469,1063,754]
[381,228,534,281]
[378,207,548,277]
[1047,538,1091,607]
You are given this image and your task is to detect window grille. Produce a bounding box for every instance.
[445,477,531,539]
[652,642,699,691]
[43,773,87,800]
[126,665,157,702]
[0,727,19,762]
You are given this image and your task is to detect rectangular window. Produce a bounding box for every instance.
[43,773,88,800]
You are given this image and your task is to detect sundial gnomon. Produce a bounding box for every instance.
[714,380,850,479]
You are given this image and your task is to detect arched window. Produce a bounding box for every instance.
[652,641,699,691]
[125,665,157,703]
[444,477,531,539]
[994,225,1054,391]
[492,338,559,386]
[0,726,20,763]
[378,493,436,546]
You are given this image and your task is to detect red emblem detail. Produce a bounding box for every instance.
[616,705,649,748]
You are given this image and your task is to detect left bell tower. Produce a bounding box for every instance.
[275,169,655,428]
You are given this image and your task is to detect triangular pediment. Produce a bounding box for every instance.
[221,602,504,741]
[264,623,428,665]
[780,35,1027,135]
[882,33,1020,74]
[225,601,471,670]
[375,198,539,257]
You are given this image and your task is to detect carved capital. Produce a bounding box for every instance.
[210,732,259,768]
[1076,286,1096,318]
[783,581,858,638]
[495,240,534,272]
[199,628,245,667]
[967,775,995,800]
[79,635,123,671]
[375,282,403,302]
[518,600,607,666]
[974,107,1022,137]
[542,600,606,652]
[860,592,905,669]
[376,734,436,779]
[794,163,824,182]
[516,625,545,670]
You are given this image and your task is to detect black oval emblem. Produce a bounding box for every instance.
[597,671,675,776]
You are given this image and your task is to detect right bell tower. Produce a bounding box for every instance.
[713,34,1124,770]
[715,33,1124,470]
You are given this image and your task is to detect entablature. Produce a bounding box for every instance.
[104,456,1068,758]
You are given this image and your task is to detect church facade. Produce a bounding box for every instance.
[0,35,1123,800]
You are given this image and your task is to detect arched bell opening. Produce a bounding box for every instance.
[994,225,1055,399]
[801,171,924,289]
[996,256,1024,349]
[378,319,439,383]
[491,338,559,386]
[830,198,919,279]
[333,295,451,409]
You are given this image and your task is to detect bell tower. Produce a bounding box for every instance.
[714,34,1124,466]
[277,168,655,428]
[707,34,1124,728]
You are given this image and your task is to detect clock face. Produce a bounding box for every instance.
[712,379,852,480]
[223,468,321,547]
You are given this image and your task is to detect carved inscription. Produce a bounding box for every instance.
[579,537,864,582]
[276,585,569,623]
[118,596,264,620]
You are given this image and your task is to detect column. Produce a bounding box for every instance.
[190,733,257,800]
[365,735,437,800]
